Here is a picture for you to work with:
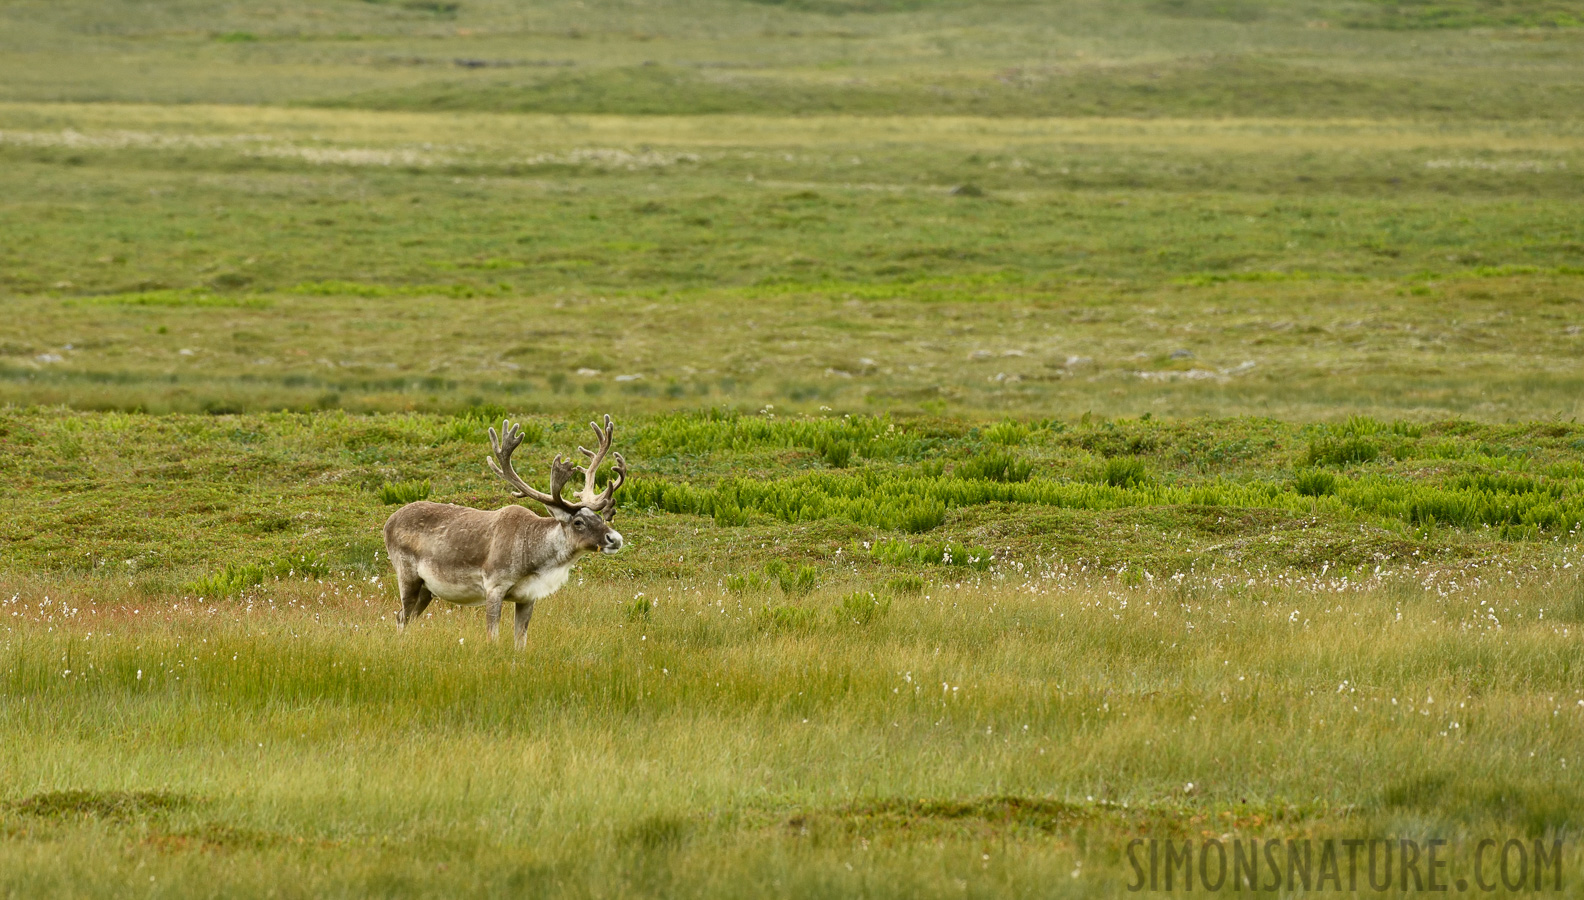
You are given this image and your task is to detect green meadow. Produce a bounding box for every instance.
[2,0,1583,896]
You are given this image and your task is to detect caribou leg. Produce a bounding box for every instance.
[409,583,433,621]
[513,599,536,650]
[485,589,506,642]
[397,572,429,629]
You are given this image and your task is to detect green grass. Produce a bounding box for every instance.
[0,104,1579,420]
[4,0,1584,895]
[5,562,1584,897]
[322,55,1584,120]
[3,0,1583,116]
[3,404,1581,595]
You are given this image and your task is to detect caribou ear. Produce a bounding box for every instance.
[543,503,575,523]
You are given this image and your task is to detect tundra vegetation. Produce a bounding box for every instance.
[2,0,1583,896]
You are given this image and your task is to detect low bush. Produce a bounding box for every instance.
[621,437,1584,538]
[755,603,819,632]
[1306,437,1379,466]
[885,574,926,595]
[378,479,431,505]
[1098,457,1149,488]
[186,554,329,598]
[765,560,819,596]
[835,591,890,625]
[981,421,1031,445]
[871,539,992,569]
[955,451,1033,483]
[634,411,932,463]
[818,438,854,468]
[724,572,767,593]
[1294,469,1338,497]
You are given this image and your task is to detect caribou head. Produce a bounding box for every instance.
[487,415,626,554]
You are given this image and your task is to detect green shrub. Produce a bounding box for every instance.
[442,407,540,444]
[871,539,991,569]
[1339,415,1422,439]
[187,564,267,598]
[712,497,750,527]
[982,421,1030,445]
[1339,415,1385,436]
[623,450,1584,538]
[1294,469,1338,497]
[402,1,460,15]
[634,412,930,463]
[379,479,431,505]
[819,438,854,468]
[1417,441,1467,460]
[756,604,819,632]
[956,451,1033,483]
[885,574,925,595]
[458,403,510,424]
[1098,457,1149,488]
[1306,437,1379,466]
[777,564,818,596]
[724,573,767,593]
[625,596,652,621]
[835,591,890,625]
[1449,472,1560,498]
[186,554,329,599]
[897,498,947,533]
[753,560,817,596]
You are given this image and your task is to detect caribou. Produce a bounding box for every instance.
[382,415,627,649]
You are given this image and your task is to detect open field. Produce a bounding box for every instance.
[5,561,1583,897]
[3,0,1584,896]
[3,104,1581,420]
[4,408,1583,896]
[4,0,1584,117]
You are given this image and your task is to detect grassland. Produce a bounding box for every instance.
[3,0,1584,896]
[5,559,1583,897]
[5,407,1584,896]
[3,105,1581,420]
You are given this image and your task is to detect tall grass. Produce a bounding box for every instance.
[3,569,1582,897]
[4,3,1584,894]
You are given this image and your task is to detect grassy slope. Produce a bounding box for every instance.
[3,0,1584,896]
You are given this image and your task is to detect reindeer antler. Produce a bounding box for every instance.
[488,419,575,509]
[487,416,625,518]
[575,414,627,519]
